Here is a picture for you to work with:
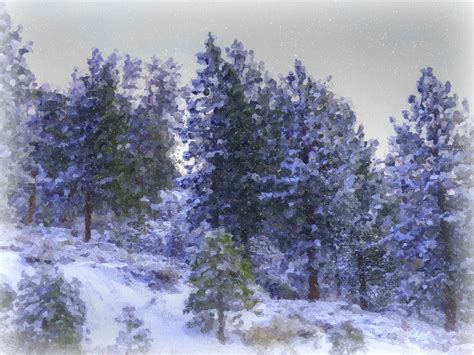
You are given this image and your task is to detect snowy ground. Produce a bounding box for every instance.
[0,223,472,354]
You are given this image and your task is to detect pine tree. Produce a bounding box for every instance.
[181,34,265,253]
[385,67,473,331]
[64,49,130,241]
[27,86,71,225]
[259,60,371,301]
[124,56,181,215]
[184,229,256,343]
[0,5,37,223]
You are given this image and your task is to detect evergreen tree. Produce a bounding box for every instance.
[385,67,473,331]
[181,34,265,253]
[125,56,181,215]
[63,49,129,241]
[184,229,256,343]
[27,86,71,225]
[259,60,379,303]
[0,5,37,223]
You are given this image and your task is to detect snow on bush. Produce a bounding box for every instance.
[240,314,321,348]
[327,321,366,355]
[115,306,153,354]
[14,265,86,352]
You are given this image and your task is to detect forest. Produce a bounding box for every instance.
[0,5,473,354]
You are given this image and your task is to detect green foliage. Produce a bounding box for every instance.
[0,281,16,311]
[184,229,256,340]
[242,315,320,347]
[328,321,366,355]
[14,266,86,353]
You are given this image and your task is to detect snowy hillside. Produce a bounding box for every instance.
[1,224,471,354]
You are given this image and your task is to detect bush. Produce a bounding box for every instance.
[242,315,320,347]
[115,306,153,354]
[0,281,16,311]
[328,321,366,355]
[14,266,86,353]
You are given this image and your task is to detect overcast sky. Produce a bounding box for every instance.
[5,1,473,156]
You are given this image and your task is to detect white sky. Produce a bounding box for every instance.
[5,1,473,157]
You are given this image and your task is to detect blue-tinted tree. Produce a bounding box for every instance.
[27,86,71,225]
[181,35,265,254]
[385,68,473,331]
[63,49,129,241]
[0,5,37,223]
[259,60,378,302]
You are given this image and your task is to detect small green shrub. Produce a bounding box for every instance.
[243,315,320,347]
[328,321,366,355]
[14,266,86,353]
[115,306,153,353]
[0,281,16,311]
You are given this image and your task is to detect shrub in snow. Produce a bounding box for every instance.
[241,315,320,347]
[20,233,71,265]
[135,264,180,291]
[14,266,86,352]
[0,281,16,311]
[115,306,152,354]
[328,321,366,355]
[184,229,256,343]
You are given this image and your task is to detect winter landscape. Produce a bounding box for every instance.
[0,1,473,354]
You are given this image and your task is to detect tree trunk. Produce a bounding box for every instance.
[357,251,369,310]
[334,252,342,297]
[439,188,457,331]
[26,170,38,225]
[240,226,250,258]
[307,247,321,301]
[84,193,93,242]
[216,291,226,343]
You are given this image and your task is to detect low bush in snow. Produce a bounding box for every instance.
[241,314,321,347]
[14,266,86,353]
[115,306,153,354]
[328,321,366,355]
[0,281,16,311]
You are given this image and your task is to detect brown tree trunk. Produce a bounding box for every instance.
[84,193,93,242]
[357,251,369,310]
[26,170,38,225]
[216,291,226,343]
[307,247,321,301]
[439,188,457,331]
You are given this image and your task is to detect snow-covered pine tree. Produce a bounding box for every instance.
[125,56,182,215]
[27,86,72,225]
[385,67,473,331]
[181,34,265,254]
[184,229,256,343]
[344,136,383,309]
[259,60,379,303]
[63,49,130,241]
[0,5,37,223]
